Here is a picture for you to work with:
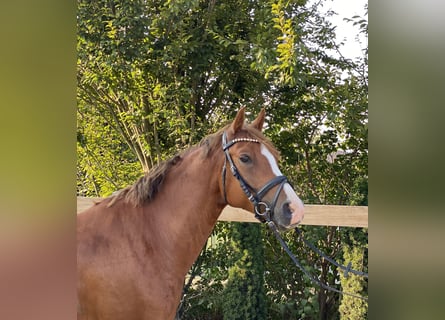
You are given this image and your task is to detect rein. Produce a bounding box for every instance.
[221,131,368,301]
[267,222,368,301]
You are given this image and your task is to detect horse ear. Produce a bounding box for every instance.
[251,108,265,132]
[231,107,246,133]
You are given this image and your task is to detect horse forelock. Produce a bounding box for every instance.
[245,126,281,161]
[202,123,280,161]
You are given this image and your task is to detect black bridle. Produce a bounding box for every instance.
[221,131,368,301]
[221,131,288,223]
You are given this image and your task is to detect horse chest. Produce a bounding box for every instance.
[78,261,183,320]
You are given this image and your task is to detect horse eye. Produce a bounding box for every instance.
[239,155,251,164]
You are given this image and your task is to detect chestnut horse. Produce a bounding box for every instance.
[77,108,304,319]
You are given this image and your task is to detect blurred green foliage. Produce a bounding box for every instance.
[77,0,368,319]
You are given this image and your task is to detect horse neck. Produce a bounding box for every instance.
[144,146,225,276]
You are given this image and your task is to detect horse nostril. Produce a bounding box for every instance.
[282,201,293,216]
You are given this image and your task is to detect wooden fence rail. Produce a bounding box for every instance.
[77,197,367,228]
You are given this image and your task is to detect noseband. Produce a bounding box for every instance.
[221,131,288,223]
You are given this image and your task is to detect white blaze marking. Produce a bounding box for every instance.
[260,144,304,217]
[260,144,283,176]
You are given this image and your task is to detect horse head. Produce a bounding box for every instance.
[221,107,304,231]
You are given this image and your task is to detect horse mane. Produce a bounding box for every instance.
[107,153,184,207]
[107,121,280,207]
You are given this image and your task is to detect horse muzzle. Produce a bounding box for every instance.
[273,189,305,231]
[282,198,305,227]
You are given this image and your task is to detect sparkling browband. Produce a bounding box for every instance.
[229,138,260,144]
